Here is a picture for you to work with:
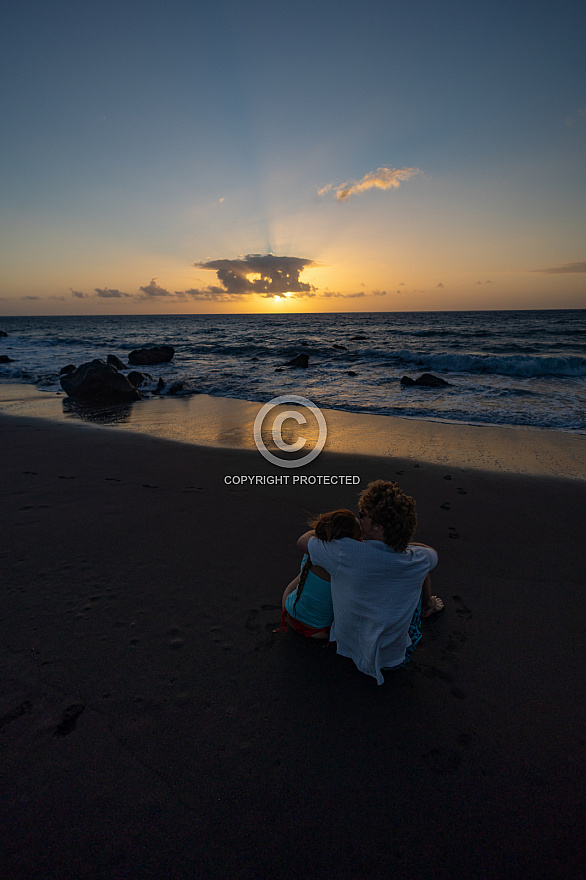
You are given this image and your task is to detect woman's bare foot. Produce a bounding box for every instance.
[422,596,444,617]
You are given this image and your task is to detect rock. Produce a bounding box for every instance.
[0,355,15,364]
[333,344,348,351]
[347,370,357,376]
[401,373,451,388]
[350,335,368,341]
[251,357,258,362]
[274,368,284,372]
[106,354,127,371]
[154,377,165,394]
[284,353,309,368]
[128,344,174,366]
[301,341,309,346]
[59,364,76,375]
[0,330,7,337]
[127,370,148,387]
[60,359,141,401]
[168,381,184,395]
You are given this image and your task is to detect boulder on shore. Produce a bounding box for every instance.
[106,354,127,371]
[59,364,76,375]
[284,353,309,368]
[127,370,149,387]
[60,359,141,401]
[0,330,7,337]
[400,373,451,388]
[128,345,174,366]
[0,355,15,364]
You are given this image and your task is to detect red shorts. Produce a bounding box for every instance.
[280,609,330,639]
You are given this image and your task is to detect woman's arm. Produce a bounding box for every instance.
[297,529,316,554]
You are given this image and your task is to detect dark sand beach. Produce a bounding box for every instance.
[1,403,585,879]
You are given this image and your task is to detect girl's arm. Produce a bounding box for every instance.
[297,529,316,554]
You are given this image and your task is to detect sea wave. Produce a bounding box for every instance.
[390,350,586,378]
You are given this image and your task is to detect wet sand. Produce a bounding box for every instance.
[1,404,585,879]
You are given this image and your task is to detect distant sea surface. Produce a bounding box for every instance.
[0,311,584,433]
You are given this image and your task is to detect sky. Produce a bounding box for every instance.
[1,0,585,315]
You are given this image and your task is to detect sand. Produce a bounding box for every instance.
[1,403,585,879]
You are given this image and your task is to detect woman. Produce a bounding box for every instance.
[279,509,362,639]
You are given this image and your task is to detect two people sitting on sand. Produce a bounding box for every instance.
[280,479,443,684]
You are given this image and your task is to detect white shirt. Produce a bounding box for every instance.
[308,536,438,684]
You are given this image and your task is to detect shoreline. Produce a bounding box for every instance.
[0,381,585,480]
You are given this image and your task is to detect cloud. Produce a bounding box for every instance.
[194,254,316,296]
[532,260,586,274]
[436,282,444,289]
[180,288,244,302]
[372,290,387,297]
[319,166,422,201]
[95,287,131,298]
[320,291,366,299]
[22,295,40,300]
[137,278,171,299]
[69,288,88,298]
[475,280,494,285]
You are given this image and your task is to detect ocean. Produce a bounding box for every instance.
[0,310,584,433]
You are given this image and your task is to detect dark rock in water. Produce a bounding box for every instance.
[60,359,141,401]
[127,370,148,387]
[59,364,76,375]
[168,381,184,395]
[251,357,258,362]
[347,370,357,376]
[154,377,165,394]
[301,341,309,346]
[284,353,309,368]
[0,330,7,337]
[274,368,284,372]
[350,335,368,341]
[401,373,451,388]
[106,354,126,371]
[333,344,348,351]
[0,355,15,363]
[128,344,174,366]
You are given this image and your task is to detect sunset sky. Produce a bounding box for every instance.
[1,0,584,314]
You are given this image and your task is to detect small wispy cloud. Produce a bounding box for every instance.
[137,278,172,299]
[318,166,422,201]
[69,288,88,299]
[532,260,586,274]
[436,282,444,289]
[95,287,131,298]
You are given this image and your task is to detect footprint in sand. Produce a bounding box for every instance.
[58,475,76,480]
[53,704,85,737]
[452,595,472,619]
[443,475,452,480]
[246,606,281,650]
[457,488,467,495]
[105,477,121,482]
[0,701,33,730]
[23,471,38,475]
[422,748,462,773]
[448,527,460,539]
[142,484,159,489]
[440,502,451,511]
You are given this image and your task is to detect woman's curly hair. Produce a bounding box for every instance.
[294,509,359,613]
[358,480,417,552]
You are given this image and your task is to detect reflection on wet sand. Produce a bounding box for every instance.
[62,397,135,425]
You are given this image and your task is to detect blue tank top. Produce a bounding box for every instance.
[285,554,334,628]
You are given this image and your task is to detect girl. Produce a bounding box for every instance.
[279,509,361,639]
